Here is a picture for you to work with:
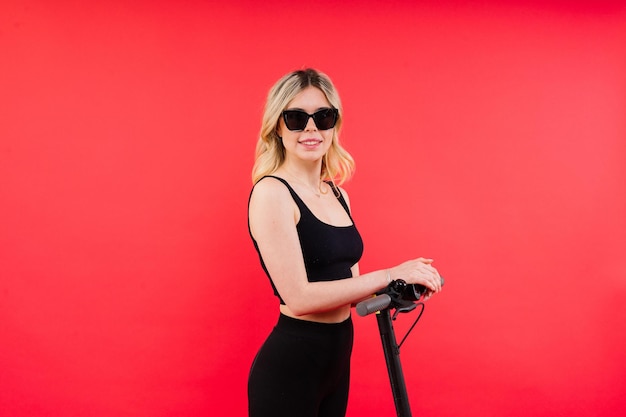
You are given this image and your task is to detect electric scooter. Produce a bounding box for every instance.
[356,278,444,417]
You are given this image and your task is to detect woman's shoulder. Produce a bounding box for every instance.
[253,175,289,193]
[250,176,293,207]
[249,176,299,234]
[332,183,352,208]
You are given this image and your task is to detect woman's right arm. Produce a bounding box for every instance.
[249,178,442,316]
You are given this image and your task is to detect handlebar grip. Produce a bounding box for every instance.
[356,294,392,317]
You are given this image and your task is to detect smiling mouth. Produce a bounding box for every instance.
[299,139,322,146]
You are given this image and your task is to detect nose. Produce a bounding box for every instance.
[304,115,317,131]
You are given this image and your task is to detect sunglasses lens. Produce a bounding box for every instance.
[283,110,309,131]
[312,108,338,130]
[282,108,338,131]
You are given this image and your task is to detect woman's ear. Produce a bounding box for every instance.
[276,123,283,140]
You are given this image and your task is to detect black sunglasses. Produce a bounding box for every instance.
[281,108,339,131]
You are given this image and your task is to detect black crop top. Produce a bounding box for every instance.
[248,175,364,305]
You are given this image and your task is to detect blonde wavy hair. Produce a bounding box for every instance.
[252,69,355,186]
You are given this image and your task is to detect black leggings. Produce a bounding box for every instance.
[248,314,354,417]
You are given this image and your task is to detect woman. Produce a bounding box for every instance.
[247,68,442,417]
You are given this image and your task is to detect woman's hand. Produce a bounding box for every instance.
[389,257,442,295]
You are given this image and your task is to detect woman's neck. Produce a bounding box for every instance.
[277,161,327,197]
[279,160,323,188]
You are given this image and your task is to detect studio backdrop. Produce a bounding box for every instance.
[1,1,625,416]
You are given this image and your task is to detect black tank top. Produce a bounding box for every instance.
[249,176,364,305]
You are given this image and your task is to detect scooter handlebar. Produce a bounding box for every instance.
[356,294,392,317]
[356,277,444,317]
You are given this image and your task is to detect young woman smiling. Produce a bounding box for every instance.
[247,68,442,417]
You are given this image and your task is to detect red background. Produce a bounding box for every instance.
[2,1,625,416]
